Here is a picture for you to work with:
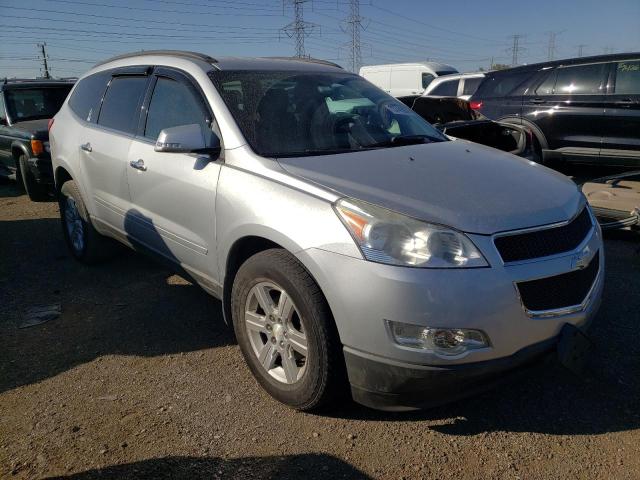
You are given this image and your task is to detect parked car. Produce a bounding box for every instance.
[51,51,603,412]
[470,53,640,167]
[398,95,534,158]
[359,61,458,97]
[423,72,485,100]
[0,78,75,200]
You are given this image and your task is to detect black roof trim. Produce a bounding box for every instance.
[490,52,640,74]
[93,50,218,68]
[262,56,344,69]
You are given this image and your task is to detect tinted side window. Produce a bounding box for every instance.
[68,72,110,122]
[0,94,6,121]
[554,63,607,94]
[144,77,209,140]
[97,76,148,134]
[421,73,435,89]
[462,77,483,96]
[431,79,459,96]
[614,60,640,94]
[474,70,532,98]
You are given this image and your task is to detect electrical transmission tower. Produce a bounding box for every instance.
[343,0,366,73]
[281,0,318,58]
[508,35,525,66]
[603,46,614,54]
[546,31,563,61]
[38,43,51,79]
[576,44,587,57]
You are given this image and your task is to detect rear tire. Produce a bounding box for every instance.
[231,248,346,411]
[18,154,50,202]
[58,180,116,264]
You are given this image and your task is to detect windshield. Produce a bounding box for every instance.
[209,70,447,157]
[5,86,72,122]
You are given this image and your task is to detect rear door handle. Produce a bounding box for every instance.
[80,142,92,152]
[530,98,546,105]
[129,159,147,171]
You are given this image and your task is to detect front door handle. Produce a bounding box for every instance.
[80,142,92,152]
[129,159,147,171]
[530,98,546,104]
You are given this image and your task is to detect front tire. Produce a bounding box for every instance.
[58,180,116,264]
[18,154,50,201]
[231,249,345,411]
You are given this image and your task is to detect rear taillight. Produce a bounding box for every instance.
[48,118,54,132]
[469,101,483,111]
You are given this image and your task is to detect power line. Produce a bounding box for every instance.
[576,44,587,57]
[281,0,318,57]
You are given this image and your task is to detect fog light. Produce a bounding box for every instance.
[387,321,489,356]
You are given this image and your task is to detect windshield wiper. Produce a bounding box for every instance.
[363,134,441,149]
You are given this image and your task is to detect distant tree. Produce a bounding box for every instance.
[491,63,511,71]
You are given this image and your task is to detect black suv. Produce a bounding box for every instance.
[0,78,75,200]
[470,53,640,167]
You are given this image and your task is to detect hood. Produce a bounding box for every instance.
[11,119,50,138]
[277,140,582,235]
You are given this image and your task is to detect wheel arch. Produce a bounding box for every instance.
[497,116,548,150]
[54,165,74,195]
[10,142,29,164]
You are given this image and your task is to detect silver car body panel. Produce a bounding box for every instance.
[50,53,603,375]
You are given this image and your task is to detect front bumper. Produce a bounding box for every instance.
[297,216,604,410]
[27,154,53,184]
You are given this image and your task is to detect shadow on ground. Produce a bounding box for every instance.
[44,454,371,480]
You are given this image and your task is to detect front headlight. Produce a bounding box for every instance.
[335,198,487,268]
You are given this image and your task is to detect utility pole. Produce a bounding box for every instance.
[508,35,525,66]
[576,44,587,57]
[343,0,366,72]
[546,31,563,61]
[281,0,317,58]
[38,43,51,79]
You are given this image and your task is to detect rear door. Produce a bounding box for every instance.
[523,62,608,161]
[80,69,150,231]
[125,67,221,284]
[601,59,640,165]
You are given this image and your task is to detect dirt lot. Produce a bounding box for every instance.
[1,177,639,480]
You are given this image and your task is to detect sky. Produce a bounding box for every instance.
[1,0,639,78]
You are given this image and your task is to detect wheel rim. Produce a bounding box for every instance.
[64,196,84,253]
[244,281,308,384]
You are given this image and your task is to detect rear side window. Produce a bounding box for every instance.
[430,79,459,96]
[554,63,607,94]
[97,76,148,134]
[421,73,435,89]
[68,72,110,122]
[474,70,532,98]
[614,60,640,94]
[462,77,483,96]
[144,77,210,140]
[535,69,557,95]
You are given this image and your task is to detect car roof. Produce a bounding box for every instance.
[93,50,345,73]
[2,78,76,90]
[489,52,640,75]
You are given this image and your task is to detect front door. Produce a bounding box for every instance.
[601,59,640,166]
[125,69,221,286]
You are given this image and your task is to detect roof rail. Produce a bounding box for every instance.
[93,50,218,68]
[263,56,344,69]
[3,77,76,84]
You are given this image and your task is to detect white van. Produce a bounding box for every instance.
[359,62,458,97]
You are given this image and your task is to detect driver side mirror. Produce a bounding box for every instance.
[154,123,221,157]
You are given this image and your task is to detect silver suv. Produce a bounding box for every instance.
[50,51,604,411]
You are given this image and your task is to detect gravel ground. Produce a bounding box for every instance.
[1,175,639,480]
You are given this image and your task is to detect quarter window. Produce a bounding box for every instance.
[97,76,148,134]
[430,79,459,97]
[0,94,6,122]
[68,72,110,122]
[554,63,607,95]
[462,77,483,96]
[614,60,640,95]
[144,77,210,140]
[535,69,557,95]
